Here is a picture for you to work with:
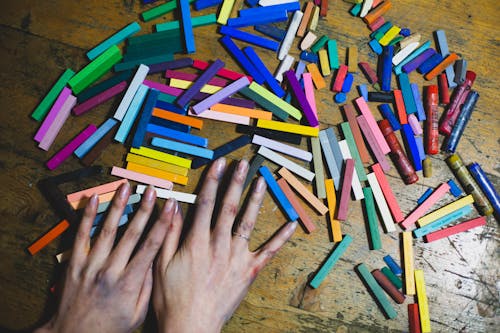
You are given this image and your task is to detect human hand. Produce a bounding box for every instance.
[153,158,298,333]
[35,183,177,333]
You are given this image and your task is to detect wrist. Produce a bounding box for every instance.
[158,312,223,333]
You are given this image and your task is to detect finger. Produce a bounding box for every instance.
[86,182,130,272]
[157,201,184,272]
[253,221,297,270]
[133,265,153,327]
[212,159,248,251]
[232,177,266,251]
[125,198,176,283]
[106,186,157,273]
[188,157,226,243]
[69,194,98,275]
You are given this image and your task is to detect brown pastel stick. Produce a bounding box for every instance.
[297,2,314,37]
[372,269,406,304]
[336,158,355,220]
[81,123,118,166]
[342,105,370,164]
[277,178,316,233]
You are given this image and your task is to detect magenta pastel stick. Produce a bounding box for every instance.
[34,87,72,142]
[73,81,128,116]
[143,80,184,96]
[38,95,77,151]
[46,124,98,170]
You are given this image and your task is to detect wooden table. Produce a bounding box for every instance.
[0,1,498,332]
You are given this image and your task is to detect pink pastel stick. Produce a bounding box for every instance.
[354,97,391,154]
[424,216,487,243]
[73,81,128,116]
[357,115,391,171]
[401,182,451,229]
[34,87,72,142]
[46,124,97,170]
[143,80,184,96]
[372,163,404,222]
[303,73,318,121]
[38,94,77,151]
[337,158,355,221]
[111,166,173,189]
[165,70,228,87]
[407,114,423,136]
[188,109,250,125]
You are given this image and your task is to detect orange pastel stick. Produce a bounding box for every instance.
[363,0,392,25]
[152,107,203,129]
[210,103,273,120]
[66,179,127,202]
[325,179,342,242]
[297,2,315,37]
[424,53,459,81]
[70,191,116,210]
[28,220,70,255]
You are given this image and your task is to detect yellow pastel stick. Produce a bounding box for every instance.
[403,231,415,295]
[379,26,401,46]
[217,0,235,24]
[126,153,189,176]
[169,78,222,94]
[417,194,474,227]
[415,269,431,333]
[325,179,342,242]
[127,162,188,185]
[318,49,331,76]
[347,46,358,72]
[257,119,319,137]
[129,147,192,169]
[249,82,303,120]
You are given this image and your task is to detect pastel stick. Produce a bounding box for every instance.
[46,125,97,170]
[259,165,299,221]
[114,64,149,121]
[319,130,341,189]
[191,76,250,114]
[284,70,318,127]
[75,118,118,158]
[131,88,159,148]
[38,94,77,151]
[309,235,352,288]
[191,135,251,169]
[115,84,149,143]
[337,159,355,220]
[243,46,285,97]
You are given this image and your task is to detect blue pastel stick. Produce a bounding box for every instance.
[254,24,286,41]
[220,26,280,51]
[383,254,403,276]
[191,135,251,169]
[239,2,300,16]
[341,73,354,93]
[219,36,265,84]
[194,0,222,10]
[370,21,392,38]
[468,163,500,216]
[93,205,133,226]
[156,101,187,114]
[131,88,159,148]
[369,39,383,55]
[259,165,299,221]
[151,137,213,159]
[75,118,118,158]
[243,46,285,97]
[319,130,340,189]
[358,84,369,101]
[227,11,288,28]
[415,136,426,162]
[411,83,426,121]
[284,92,292,104]
[378,104,400,131]
[447,179,463,198]
[245,0,259,7]
[400,28,411,37]
[393,40,431,75]
[413,205,473,238]
[147,123,208,147]
[300,51,319,63]
[326,127,343,178]
[295,60,307,78]
[150,116,190,133]
[397,73,417,114]
[179,0,195,53]
[87,22,141,60]
[418,53,443,74]
[401,124,422,171]
[91,212,130,237]
[417,188,434,205]
[381,46,393,91]
[445,91,479,153]
[334,93,347,104]
[115,84,149,143]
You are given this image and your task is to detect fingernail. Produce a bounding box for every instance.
[215,157,226,176]
[164,198,176,212]
[237,159,248,175]
[255,177,266,193]
[119,182,130,199]
[145,185,156,202]
[285,221,298,237]
[89,193,99,207]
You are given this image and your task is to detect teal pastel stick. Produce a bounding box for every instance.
[87,22,141,60]
[151,137,214,159]
[381,266,403,289]
[115,84,149,143]
[157,92,177,104]
[309,235,353,289]
[340,122,367,181]
[413,205,473,238]
[363,187,381,250]
[114,54,174,72]
[156,14,217,32]
[397,73,417,114]
[356,263,397,319]
[327,39,339,69]
[75,118,118,158]
[370,21,392,38]
[393,40,431,75]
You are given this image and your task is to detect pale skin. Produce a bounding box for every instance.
[36,158,297,333]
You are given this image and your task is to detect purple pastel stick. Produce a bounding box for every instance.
[143,80,184,96]
[402,49,436,73]
[147,58,194,74]
[166,70,228,87]
[284,70,318,127]
[38,95,77,151]
[220,97,255,108]
[46,124,98,170]
[191,76,250,114]
[177,59,225,107]
[34,87,72,142]
[73,81,128,116]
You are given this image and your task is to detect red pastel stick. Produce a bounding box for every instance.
[438,73,450,105]
[372,269,406,303]
[424,216,486,243]
[408,304,422,333]
[425,85,440,155]
[393,89,408,124]
[332,65,348,92]
[277,179,316,233]
[337,159,355,220]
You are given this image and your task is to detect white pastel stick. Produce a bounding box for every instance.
[259,0,298,5]
[189,109,250,125]
[300,31,317,50]
[360,0,374,17]
[278,10,303,60]
[274,54,295,82]
[338,140,364,201]
[392,42,420,66]
[136,185,197,204]
[367,172,396,232]
[252,134,312,161]
[114,64,149,121]
[257,146,315,181]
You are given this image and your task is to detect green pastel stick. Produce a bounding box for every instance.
[356,263,397,319]
[363,187,382,250]
[309,235,353,288]
[156,13,217,32]
[388,36,404,46]
[340,122,367,181]
[239,86,289,121]
[381,267,403,289]
[157,92,177,104]
[141,0,196,22]
[327,39,339,69]
[68,45,122,95]
[311,35,329,53]
[114,54,174,72]
[32,69,75,121]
